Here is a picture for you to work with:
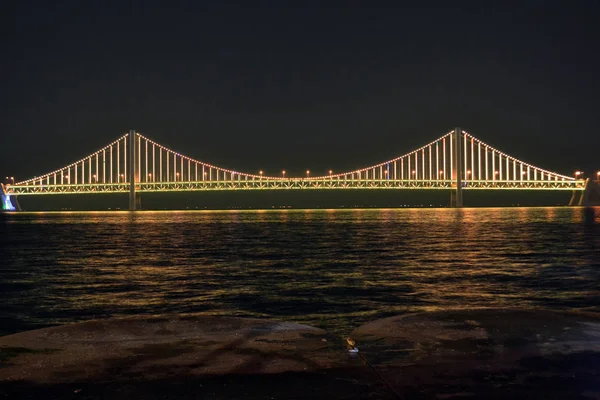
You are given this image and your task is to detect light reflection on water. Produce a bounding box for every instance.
[1,207,599,337]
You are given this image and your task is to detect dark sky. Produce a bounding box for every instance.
[2,1,599,182]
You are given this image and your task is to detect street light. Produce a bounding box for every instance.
[92,174,97,183]
[120,174,124,182]
[148,173,152,182]
[176,172,180,181]
[597,171,600,180]
[575,171,582,179]
[282,170,286,178]
[306,170,310,178]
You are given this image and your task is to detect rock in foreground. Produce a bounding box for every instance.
[350,309,600,399]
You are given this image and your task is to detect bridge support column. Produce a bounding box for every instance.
[128,129,137,211]
[568,190,580,206]
[452,127,463,208]
[578,179,600,206]
[1,184,17,211]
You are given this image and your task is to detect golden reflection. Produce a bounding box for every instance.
[2,207,599,337]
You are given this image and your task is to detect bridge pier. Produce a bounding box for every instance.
[452,127,463,208]
[569,190,580,206]
[1,184,17,211]
[128,129,137,211]
[570,178,600,206]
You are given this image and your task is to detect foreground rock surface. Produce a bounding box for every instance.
[350,309,600,399]
[0,316,352,381]
[1,310,600,399]
[0,316,388,399]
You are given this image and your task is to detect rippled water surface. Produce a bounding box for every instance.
[1,207,599,337]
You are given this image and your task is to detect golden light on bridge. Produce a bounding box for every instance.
[6,129,587,208]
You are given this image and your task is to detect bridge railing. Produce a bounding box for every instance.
[5,177,585,195]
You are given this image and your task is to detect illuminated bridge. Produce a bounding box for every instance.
[2,128,597,211]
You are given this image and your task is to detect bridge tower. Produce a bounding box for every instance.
[452,127,463,207]
[128,129,137,211]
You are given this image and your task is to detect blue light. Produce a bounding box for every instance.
[1,193,16,211]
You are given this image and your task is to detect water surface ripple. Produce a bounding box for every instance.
[1,207,599,337]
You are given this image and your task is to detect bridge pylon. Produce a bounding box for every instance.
[452,127,463,207]
[128,129,137,211]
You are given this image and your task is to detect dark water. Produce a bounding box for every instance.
[1,207,599,338]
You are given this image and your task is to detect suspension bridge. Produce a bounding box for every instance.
[2,128,597,211]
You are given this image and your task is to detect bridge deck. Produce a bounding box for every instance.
[5,179,585,195]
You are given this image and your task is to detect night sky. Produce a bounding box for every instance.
[2,1,599,184]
